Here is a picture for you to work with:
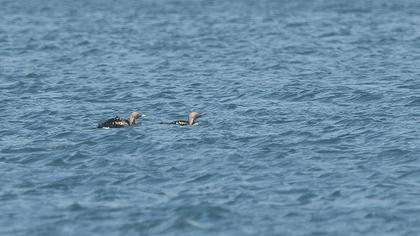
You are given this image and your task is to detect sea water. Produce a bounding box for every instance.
[1,0,420,235]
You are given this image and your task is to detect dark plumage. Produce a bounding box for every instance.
[160,112,201,126]
[97,112,144,128]
[160,120,190,126]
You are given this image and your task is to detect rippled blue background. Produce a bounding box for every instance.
[2,0,420,235]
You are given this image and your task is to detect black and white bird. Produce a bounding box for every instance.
[97,112,145,128]
[160,112,201,126]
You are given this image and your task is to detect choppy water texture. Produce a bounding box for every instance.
[1,0,420,235]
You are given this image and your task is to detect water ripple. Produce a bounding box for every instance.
[1,0,420,235]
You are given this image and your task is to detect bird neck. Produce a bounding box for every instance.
[129,116,136,126]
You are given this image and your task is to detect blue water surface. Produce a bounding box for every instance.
[1,0,420,235]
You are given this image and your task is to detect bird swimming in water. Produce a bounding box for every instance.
[160,112,201,126]
[97,112,145,128]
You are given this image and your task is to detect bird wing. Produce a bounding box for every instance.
[98,117,129,128]
[160,120,189,126]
